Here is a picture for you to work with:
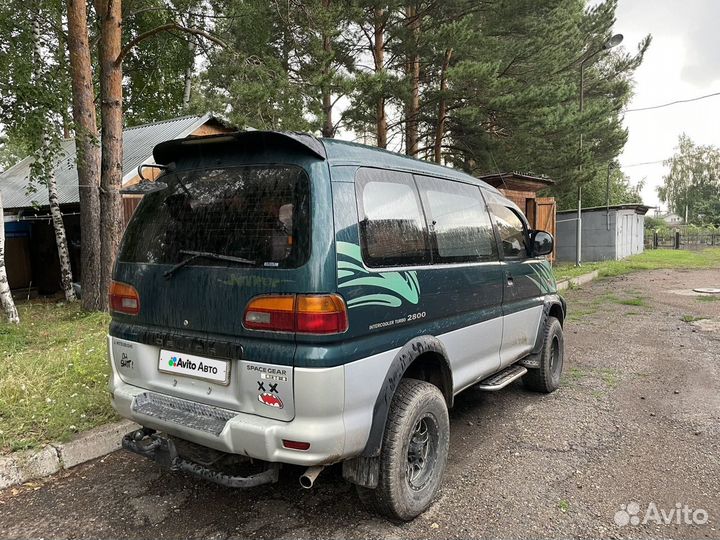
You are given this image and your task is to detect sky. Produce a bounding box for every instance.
[614,0,720,212]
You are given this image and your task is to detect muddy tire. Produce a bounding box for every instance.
[523,316,564,393]
[356,378,449,521]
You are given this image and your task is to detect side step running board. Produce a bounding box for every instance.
[476,364,528,391]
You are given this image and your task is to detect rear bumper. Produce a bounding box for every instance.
[110,378,346,466]
[122,428,280,488]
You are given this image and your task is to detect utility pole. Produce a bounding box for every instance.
[575,33,623,266]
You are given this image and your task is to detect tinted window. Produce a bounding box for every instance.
[118,166,310,268]
[416,176,497,263]
[489,204,528,258]
[356,168,430,267]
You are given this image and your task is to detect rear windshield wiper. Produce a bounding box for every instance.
[164,250,256,279]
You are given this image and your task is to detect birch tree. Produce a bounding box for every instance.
[0,1,76,302]
[32,10,76,302]
[0,191,20,324]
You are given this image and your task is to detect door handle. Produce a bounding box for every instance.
[507,275,514,286]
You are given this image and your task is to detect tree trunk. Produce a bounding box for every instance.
[47,173,76,301]
[433,48,452,164]
[34,12,76,302]
[94,0,124,307]
[67,0,103,310]
[373,7,387,148]
[321,0,334,138]
[182,36,196,110]
[181,14,196,111]
[405,4,420,156]
[54,9,72,141]
[0,192,20,324]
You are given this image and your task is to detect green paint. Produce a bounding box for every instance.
[336,241,421,309]
[527,262,556,295]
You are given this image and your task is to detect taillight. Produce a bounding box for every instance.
[296,295,348,334]
[243,294,348,334]
[109,281,140,315]
[243,295,296,332]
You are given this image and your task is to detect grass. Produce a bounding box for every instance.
[681,314,706,323]
[697,295,720,303]
[553,248,720,282]
[616,296,647,307]
[561,367,586,386]
[0,300,117,454]
[597,368,619,388]
[564,290,650,322]
[558,499,570,513]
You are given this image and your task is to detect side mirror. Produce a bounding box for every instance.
[531,230,554,257]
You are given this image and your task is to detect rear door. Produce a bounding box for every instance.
[487,198,547,367]
[115,164,312,337]
[110,155,333,419]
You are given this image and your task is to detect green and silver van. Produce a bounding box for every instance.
[109,131,565,520]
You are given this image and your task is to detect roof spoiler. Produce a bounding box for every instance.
[152,130,326,165]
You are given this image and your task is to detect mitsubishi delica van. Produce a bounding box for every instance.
[108,131,565,521]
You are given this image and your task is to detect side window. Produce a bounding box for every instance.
[356,168,430,267]
[489,204,528,258]
[415,176,498,263]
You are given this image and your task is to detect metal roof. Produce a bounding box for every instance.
[479,172,554,192]
[0,114,215,210]
[557,204,653,215]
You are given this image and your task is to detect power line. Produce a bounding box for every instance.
[624,91,720,112]
[620,159,665,168]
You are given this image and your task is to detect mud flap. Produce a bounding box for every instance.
[121,428,280,488]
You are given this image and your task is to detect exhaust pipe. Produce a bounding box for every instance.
[299,466,325,489]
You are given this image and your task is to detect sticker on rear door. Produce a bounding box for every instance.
[158,350,230,384]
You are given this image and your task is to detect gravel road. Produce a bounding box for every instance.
[1,268,719,539]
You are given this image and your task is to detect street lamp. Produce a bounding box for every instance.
[575,33,623,266]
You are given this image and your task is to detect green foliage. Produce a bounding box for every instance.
[197,0,354,132]
[644,216,666,230]
[1,0,651,217]
[658,134,720,226]
[554,162,643,210]
[121,1,199,126]
[443,0,649,201]
[0,0,70,186]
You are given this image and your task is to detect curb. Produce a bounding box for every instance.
[0,419,139,490]
[556,269,599,291]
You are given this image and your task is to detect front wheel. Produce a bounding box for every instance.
[357,378,450,521]
[523,316,564,393]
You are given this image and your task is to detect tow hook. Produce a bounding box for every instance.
[299,465,325,489]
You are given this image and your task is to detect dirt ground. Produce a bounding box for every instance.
[1,268,719,539]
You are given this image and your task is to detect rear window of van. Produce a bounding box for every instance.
[118,165,310,268]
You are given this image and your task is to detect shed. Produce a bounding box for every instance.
[0,114,233,293]
[480,172,557,260]
[555,204,652,262]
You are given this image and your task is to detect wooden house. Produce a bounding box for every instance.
[479,172,557,261]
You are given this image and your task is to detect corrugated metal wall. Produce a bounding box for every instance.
[556,209,646,262]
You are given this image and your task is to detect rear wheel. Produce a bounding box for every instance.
[356,378,449,521]
[523,316,564,393]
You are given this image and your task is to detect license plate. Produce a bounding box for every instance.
[158,350,230,385]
